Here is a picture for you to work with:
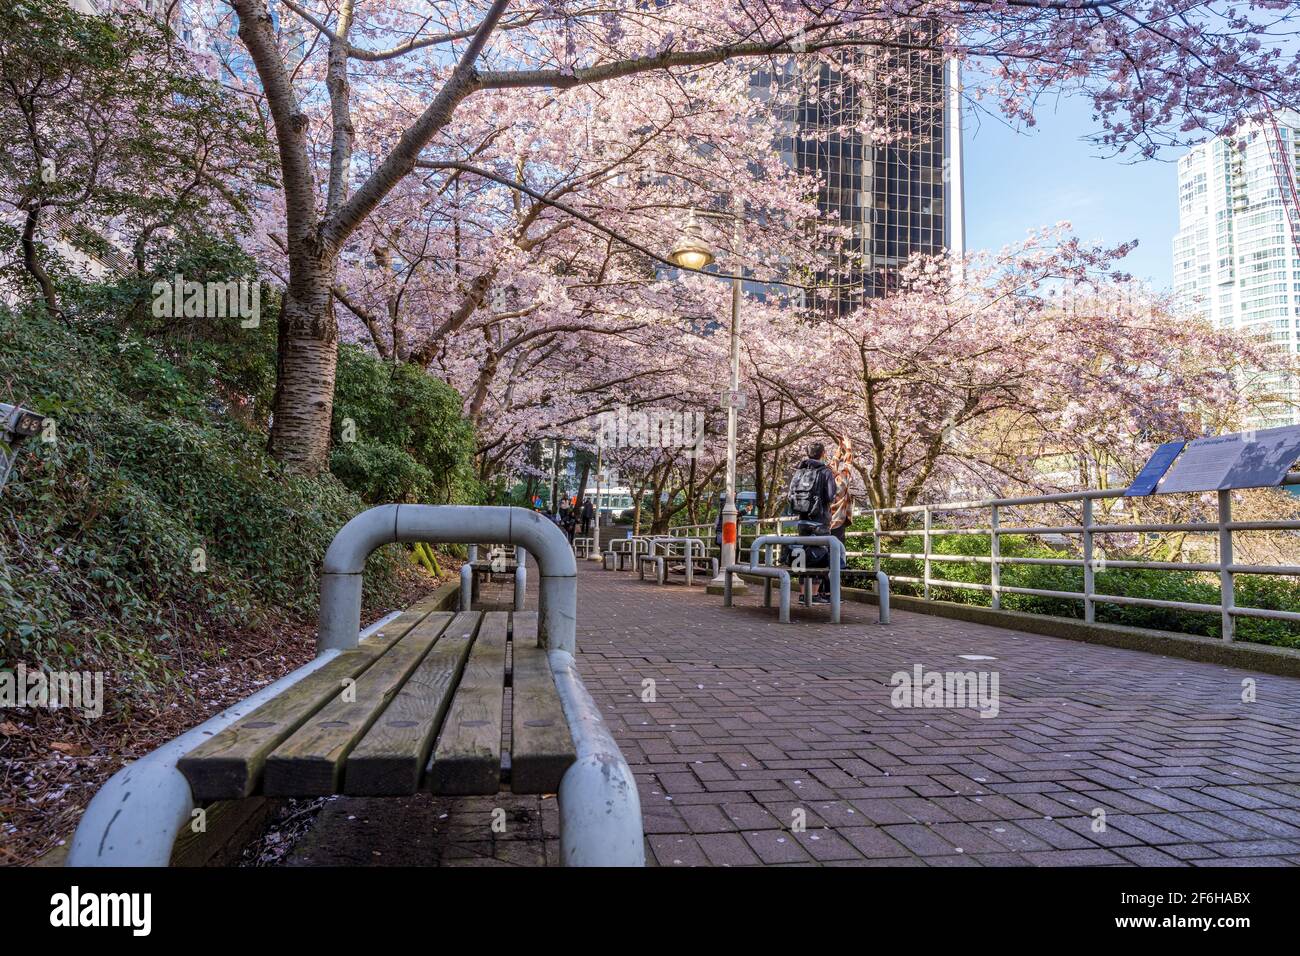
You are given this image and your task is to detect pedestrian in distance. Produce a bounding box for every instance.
[824,437,854,599]
[784,441,837,605]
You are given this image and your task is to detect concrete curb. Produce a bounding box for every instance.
[841,586,1300,678]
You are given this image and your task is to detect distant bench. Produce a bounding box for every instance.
[636,537,717,586]
[460,543,526,610]
[723,534,845,624]
[604,535,649,571]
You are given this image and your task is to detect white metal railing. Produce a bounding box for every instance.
[668,516,797,548]
[850,475,1300,643]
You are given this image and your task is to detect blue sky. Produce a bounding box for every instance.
[962,92,1180,290]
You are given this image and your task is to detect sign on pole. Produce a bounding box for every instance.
[1124,441,1185,496]
[1154,425,1300,494]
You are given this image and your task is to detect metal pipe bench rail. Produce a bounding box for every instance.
[853,472,1300,642]
[635,537,717,586]
[69,505,644,867]
[722,534,846,624]
[460,543,528,611]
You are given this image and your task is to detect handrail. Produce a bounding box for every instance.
[861,475,1300,642]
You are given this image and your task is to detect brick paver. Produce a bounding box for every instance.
[289,560,1300,866]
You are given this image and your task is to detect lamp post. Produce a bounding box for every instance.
[590,443,604,561]
[669,201,747,594]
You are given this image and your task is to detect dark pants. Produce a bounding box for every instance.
[819,524,847,595]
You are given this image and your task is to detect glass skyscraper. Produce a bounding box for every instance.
[755,43,965,315]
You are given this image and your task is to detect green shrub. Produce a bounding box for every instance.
[0,308,403,685]
[330,345,479,504]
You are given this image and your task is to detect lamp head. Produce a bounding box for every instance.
[668,214,715,271]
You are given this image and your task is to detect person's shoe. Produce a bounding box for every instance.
[798,595,812,606]
[812,594,831,604]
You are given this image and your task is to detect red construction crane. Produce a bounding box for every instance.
[1264,110,1300,258]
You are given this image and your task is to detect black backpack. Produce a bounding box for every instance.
[788,464,821,516]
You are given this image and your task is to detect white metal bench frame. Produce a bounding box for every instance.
[459,543,527,611]
[723,534,846,624]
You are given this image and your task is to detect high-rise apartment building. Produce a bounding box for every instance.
[1173,110,1300,427]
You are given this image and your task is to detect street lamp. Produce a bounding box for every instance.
[668,214,715,272]
[669,201,747,595]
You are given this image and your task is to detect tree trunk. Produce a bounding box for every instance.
[574,460,591,511]
[21,207,61,321]
[267,248,339,473]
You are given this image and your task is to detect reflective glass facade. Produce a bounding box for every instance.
[756,43,960,315]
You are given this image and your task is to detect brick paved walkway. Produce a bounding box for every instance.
[287,561,1300,867]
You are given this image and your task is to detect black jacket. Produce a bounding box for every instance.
[789,458,836,532]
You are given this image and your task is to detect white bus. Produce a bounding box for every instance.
[583,486,636,519]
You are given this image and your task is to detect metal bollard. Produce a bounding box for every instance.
[876,571,891,625]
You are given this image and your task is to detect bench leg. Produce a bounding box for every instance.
[830,565,840,624]
[548,651,645,866]
[656,557,665,585]
[763,577,772,607]
[779,574,791,624]
[459,562,473,611]
[514,566,527,611]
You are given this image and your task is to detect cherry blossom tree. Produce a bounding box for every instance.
[749,228,1293,528]
[206,0,1300,473]
[0,0,271,317]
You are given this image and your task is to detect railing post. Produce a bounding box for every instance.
[1082,496,1095,624]
[1219,489,1235,642]
[873,511,881,575]
[990,504,1001,611]
[923,507,932,601]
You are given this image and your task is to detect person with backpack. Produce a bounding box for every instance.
[784,442,837,604]
[580,497,595,537]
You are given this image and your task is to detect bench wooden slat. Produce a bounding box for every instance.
[509,612,577,794]
[425,611,508,795]
[262,612,454,796]
[342,611,481,796]
[176,598,444,800]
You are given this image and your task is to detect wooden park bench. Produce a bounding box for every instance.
[68,505,644,867]
[603,535,649,571]
[636,536,716,586]
[176,607,570,799]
